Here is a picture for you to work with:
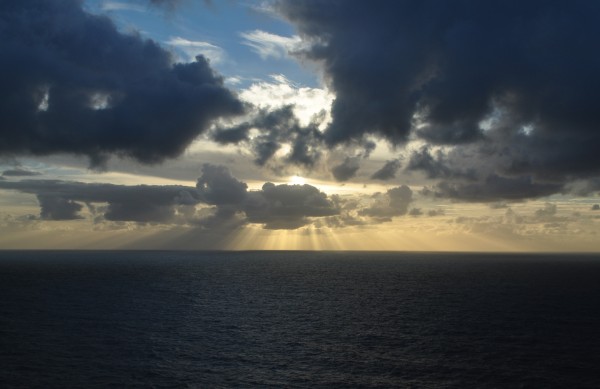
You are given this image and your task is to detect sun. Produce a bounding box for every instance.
[290,175,306,185]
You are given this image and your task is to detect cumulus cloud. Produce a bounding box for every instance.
[0,1,242,166]
[0,164,340,229]
[196,164,247,206]
[245,182,339,229]
[359,185,413,220]
[274,0,600,199]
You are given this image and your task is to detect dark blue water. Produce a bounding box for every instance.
[1,251,600,388]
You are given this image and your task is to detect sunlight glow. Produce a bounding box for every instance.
[289,175,306,185]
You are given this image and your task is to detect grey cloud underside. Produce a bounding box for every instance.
[2,169,42,177]
[0,164,419,229]
[331,157,360,182]
[424,175,563,203]
[359,185,413,221]
[214,106,323,168]
[371,159,401,181]
[0,1,242,166]
[0,179,200,222]
[0,165,340,229]
[275,0,600,199]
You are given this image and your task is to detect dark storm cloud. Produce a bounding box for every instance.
[214,106,323,168]
[276,0,600,196]
[331,157,360,182]
[406,147,476,180]
[371,159,401,181]
[2,169,42,177]
[0,1,243,166]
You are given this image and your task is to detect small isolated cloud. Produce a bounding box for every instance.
[371,159,401,180]
[166,36,226,64]
[359,185,413,220]
[240,29,302,60]
[331,157,360,182]
[409,208,423,216]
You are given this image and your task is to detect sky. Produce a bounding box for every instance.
[1,0,600,251]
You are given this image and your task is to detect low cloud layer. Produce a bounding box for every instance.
[0,179,200,222]
[2,169,42,177]
[0,1,242,166]
[0,164,344,229]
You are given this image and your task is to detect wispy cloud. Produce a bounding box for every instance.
[240,30,302,60]
[166,36,226,64]
[101,1,147,12]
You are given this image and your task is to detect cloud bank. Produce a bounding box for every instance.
[0,164,345,229]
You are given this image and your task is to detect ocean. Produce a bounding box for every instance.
[1,251,599,388]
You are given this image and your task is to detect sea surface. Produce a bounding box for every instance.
[1,251,600,388]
